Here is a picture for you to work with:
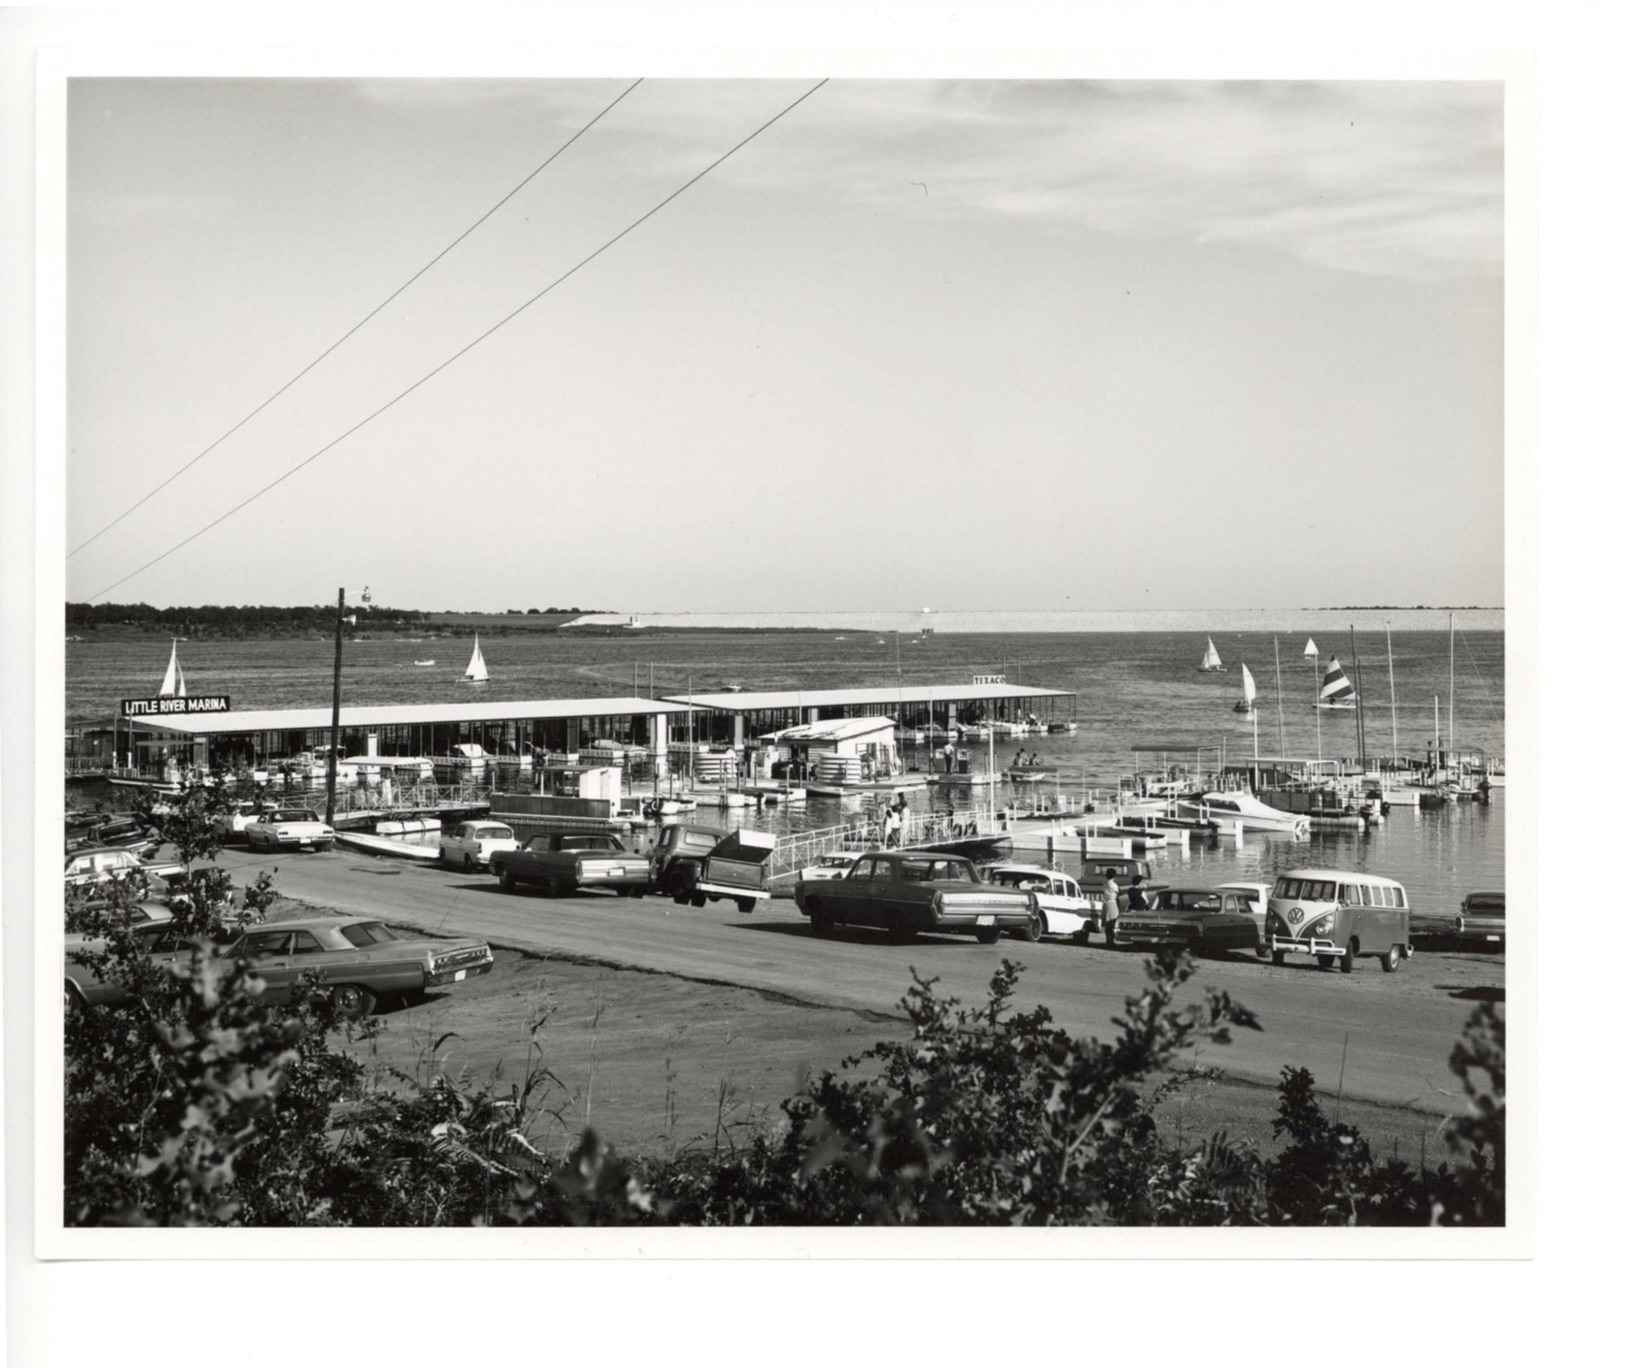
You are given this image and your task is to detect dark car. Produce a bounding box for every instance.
[1113,886,1263,955]
[1455,891,1506,947]
[794,850,1038,944]
[491,831,651,897]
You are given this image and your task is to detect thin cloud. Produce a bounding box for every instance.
[601,79,1503,280]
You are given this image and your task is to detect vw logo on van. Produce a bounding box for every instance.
[1287,906,1305,925]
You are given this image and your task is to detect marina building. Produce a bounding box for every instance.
[662,681,1076,750]
[111,697,693,778]
[96,679,1074,780]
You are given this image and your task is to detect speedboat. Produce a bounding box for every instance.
[1178,791,1311,836]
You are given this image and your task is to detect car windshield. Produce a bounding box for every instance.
[475,825,514,839]
[339,922,399,948]
[1465,894,1505,912]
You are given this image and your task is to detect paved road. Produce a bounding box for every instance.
[218,847,1502,1115]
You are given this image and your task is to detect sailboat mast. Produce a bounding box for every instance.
[1386,623,1399,765]
[1273,637,1285,755]
[1448,611,1455,760]
[1313,649,1323,764]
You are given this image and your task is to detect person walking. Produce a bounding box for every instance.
[883,802,902,849]
[1100,870,1121,947]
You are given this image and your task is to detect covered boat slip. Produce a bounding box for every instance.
[116,697,694,779]
[663,682,1076,750]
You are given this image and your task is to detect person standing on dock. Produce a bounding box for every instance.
[943,742,956,776]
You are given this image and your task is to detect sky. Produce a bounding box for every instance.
[65,78,1504,613]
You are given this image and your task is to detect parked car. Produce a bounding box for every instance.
[649,822,775,912]
[244,808,336,852]
[794,850,1039,944]
[67,914,494,1018]
[1073,857,1170,943]
[1216,881,1271,931]
[1455,891,1506,947]
[491,831,650,897]
[64,910,189,1009]
[1263,868,1413,973]
[226,916,494,1016]
[1114,886,1265,955]
[440,820,520,871]
[984,864,1091,939]
[796,850,866,883]
[212,800,271,844]
[63,846,185,893]
[65,814,157,856]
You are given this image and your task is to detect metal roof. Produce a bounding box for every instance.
[128,695,695,736]
[663,682,1072,711]
[766,717,897,744]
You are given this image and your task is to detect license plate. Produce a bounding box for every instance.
[607,866,624,877]
[453,969,466,981]
[976,914,994,926]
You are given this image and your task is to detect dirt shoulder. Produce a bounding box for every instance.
[270,893,1494,1164]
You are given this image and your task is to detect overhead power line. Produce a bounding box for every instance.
[68,77,646,559]
[84,79,829,604]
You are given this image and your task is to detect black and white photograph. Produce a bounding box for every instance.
[7,0,1599,1358]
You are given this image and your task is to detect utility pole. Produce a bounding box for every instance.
[326,587,345,826]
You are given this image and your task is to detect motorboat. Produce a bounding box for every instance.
[1177,791,1311,836]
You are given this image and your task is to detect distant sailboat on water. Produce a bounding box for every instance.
[1198,637,1226,672]
[1304,637,1320,659]
[1233,662,1258,714]
[462,635,489,684]
[159,640,186,697]
[1316,656,1358,710]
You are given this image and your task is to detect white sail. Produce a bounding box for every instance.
[159,640,186,697]
[462,635,489,683]
[1200,637,1223,671]
[1304,637,1319,658]
[1240,663,1257,704]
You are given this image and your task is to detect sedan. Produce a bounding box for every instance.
[1113,887,1264,956]
[796,851,865,883]
[440,820,519,871]
[244,809,336,852]
[227,916,494,1017]
[983,864,1092,939]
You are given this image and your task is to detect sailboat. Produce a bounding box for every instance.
[1198,637,1226,672]
[1316,657,1358,710]
[461,635,489,684]
[1233,663,1258,714]
[1304,637,1320,659]
[159,640,186,697]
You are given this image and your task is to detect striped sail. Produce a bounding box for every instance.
[1318,656,1356,706]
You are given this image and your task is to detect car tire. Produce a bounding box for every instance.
[441,850,453,867]
[973,926,1002,945]
[631,888,646,899]
[331,984,376,1019]
[615,887,632,898]
[1073,927,1092,946]
[1339,945,1357,974]
[1013,911,1045,943]
[500,869,517,893]
[1317,954,1337,969]
[464,854,476,873]
[319,841,334,853]
[1380,944,1402,973]
[736,898,756,913]
[811,913,836,938]
[1271,950,1286,965]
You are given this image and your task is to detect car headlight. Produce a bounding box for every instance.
[1311,915,1334,936]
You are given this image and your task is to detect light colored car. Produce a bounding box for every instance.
[984,864,1091,939]
[796,850,865,883]
[64,846,185,892]
[440,820,519,870]
[212,801,270,843]
[1217,881,1271,930]
[244,808,336,852]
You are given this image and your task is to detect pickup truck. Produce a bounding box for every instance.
[1073,856,1168,943]
[491,831,650,897]
[1455,891,1506,946]
[795,850,1039,944]
[649,822,775,912]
